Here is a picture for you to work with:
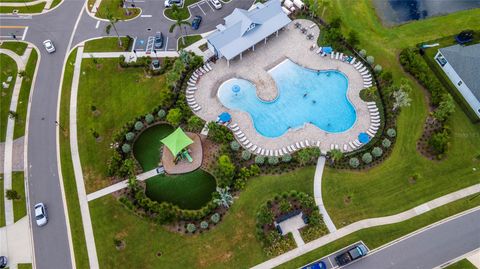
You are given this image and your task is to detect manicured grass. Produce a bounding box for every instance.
[318,0,480,227]
[132,124,174,171]
[83,37,130,53]
[0,2,46,13]
[14,49,38,139]
[446,258,477,269]
[0,174,5,226]
[0,53,17,142]
[12,172,26,222]
[77,58,170,193]
[96,0,140,20]
[17,264,33,269]
[59,48,90,269]
[164,0,200,20]
[0,41,28,55]
[90,167,315,268]
[146,170,216,209]
[0,0,36,2]
[177,35,202,50]
[50,0,62,8]
[278,194,480,268]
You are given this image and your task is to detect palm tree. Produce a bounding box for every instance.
[104,10,123,47]
[169,5,191,45]
[328,149,343,164]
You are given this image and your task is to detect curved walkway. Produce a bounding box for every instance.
[313,156,337,233]
[251,183,480,269]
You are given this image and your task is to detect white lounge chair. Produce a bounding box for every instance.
[366,101,376,105]
[335,144,339,150]
[305,140,310,147]
[256,147,262,154]
[331,52,335,59]
[251,145,257,151]
[237,133,245,138]
[360,70,369,75]
[239,137,246,142]
[242,139,250,145]
[300,141,305,148]
[229,123,238,128]
[369,107,379,112]
[371,123,380,128]
[367,104,377,108]
[274,150,279,157]
[316,141,321,147]
[291,145,297,151]
[261,149,265,155]
[367,130,376,137]
[330,144,334,150]
[193,106,201,112]
[343,144,348,151]
[296,142,301,148]
[350,57,356,65]
[245,143,253,149]
[353,140,360,147]
[187,82,196,87]
[349,142,356,149]
[206,62,212,70]
[282,148,288,154]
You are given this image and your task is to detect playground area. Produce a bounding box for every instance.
[161,128,203,174]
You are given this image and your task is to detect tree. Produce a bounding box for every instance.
[374,64,383,73]
[433,94,455,122]
[255,155,265,164]
[241,150,252,160]
[213,187,234,208]
[392,89,411,111]
[6,189,20,200]
[145,114,154,124]
[127,176,140,193]
[382,138,391,148]
[307,0,319,17]
[387,128,396,138]
[230,141,240,151]
[359,49,367,57]
[157,109,166,119]
[347,30,359,48]
[268,156,279,165]
[371,147,383,157]
[366,55,375,65]
[121,143,131,153]
[328,149,343,164]
[211,213,221,223]
[364,86,377,99]
[166,108,183,126]
[429,129,450,154]
[134,121,144,131]
[282,154,292,163]
[362,153,373,164]
[200,221,209,229]
[296,148,321,165]
[169,5,191,45]
[207,122,233,143]
[104,10,123,47]
[186,115,204,132]
[214,155,235,187]
[125,132,135,141]
[179,50,192,66]
[166,70,180,88]
[349,157,359,168]
[186,223,196,233]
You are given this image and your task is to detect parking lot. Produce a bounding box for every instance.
[302,241,369,269]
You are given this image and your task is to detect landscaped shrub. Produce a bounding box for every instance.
[362,153,373,164]
[234,165,261,190]
[125,132,135,141]
[200,221,209,229]
[255,156,265,165]
[145,113,154,124]
[268,156,279,165]
[186,223,196,233]
[282,154,292,163]
[213,155,235,187]
[242,150,252,160]
[374,64,382,73]
[186,115,204,132]
[230,141,240,151]
[166,108,183,126]
[428,129,450,154]
[382,138,391,148]
[134,121,144,131]
[6,189,20,200]
[295,148,321,166]
[210,213,220,224]
[433,94,455,122]
[387,128,396,138]
[359,49,367,57]
[366,55,375,65]
[349,157,359,168]
[372,147,383,157]
[121,143,131,153]
[207,122,233,144]
[157,109,166,119]
[213,187,234,208]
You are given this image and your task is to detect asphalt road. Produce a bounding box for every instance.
[345,209,480,269]
[0,1,252,268]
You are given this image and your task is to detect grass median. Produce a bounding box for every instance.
[12,172,26,222]
[0,2,46,13]
[0,53,17,142]
[83,37,131,53]
[177,35,202,50]
[0,41,28,55]
[0,175,4,226]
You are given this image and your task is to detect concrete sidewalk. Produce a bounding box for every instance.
[313,156,337,233]
[252,183,480,269]
[0,217,32,268]
[82,51,179,60]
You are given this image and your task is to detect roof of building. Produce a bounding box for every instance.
[207,0,291,61]
[439,43,480,100]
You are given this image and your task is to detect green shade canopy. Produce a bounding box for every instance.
[161,127,194,157]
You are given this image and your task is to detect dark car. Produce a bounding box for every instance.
[191,15,202,30]
[154,32,164,49]
[302,260,327,269]
[151,59,161,71]
[335,244,368,266]
[0,256,7,268]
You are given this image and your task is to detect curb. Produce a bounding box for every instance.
[0,0,64,16]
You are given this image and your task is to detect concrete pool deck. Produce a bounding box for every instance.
[193,19,373,154]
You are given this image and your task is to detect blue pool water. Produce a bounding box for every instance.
[217,59,357,138]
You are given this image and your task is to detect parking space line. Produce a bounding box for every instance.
[165,36,168,51]
[204,0,215,12]
[195,3,207,15]
[327,257,335,268]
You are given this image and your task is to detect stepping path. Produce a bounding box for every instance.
[252,183,480,269]
[1,48,31,226]
[313,156,337,233]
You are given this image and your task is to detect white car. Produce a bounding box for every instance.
[209,0,222,9]
[164,0,181,7]
[42,40,55,53]
[34,203,48,227]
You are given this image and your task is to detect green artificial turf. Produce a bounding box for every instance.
[76,58,170,193]
[132,124,174,171]
[0,53,17,142]
[145,169,216,209]
[83,37,130,53]
[12,172,26,222]
[90,167,315,268]
[0,41,28,55]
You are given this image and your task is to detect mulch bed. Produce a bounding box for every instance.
[416,116,443,160]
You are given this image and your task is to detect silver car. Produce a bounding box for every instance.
[43,40,56,53]
[209,0,222,9]
[34,203,48,227]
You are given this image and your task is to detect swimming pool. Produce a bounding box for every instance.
[217,59,357,138]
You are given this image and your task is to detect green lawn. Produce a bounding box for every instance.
[132,124,174,171]
[77,58,170,193]
[0,41,28,55]
[14,49,38,139]
[59,48,90,269]
[17,264,33,269]
[50,0,62,8]
[83,37,130,53]
[446,258,477,269]
[318,0,480,227]
[177,35,202,50]
[278,194,480,268]
[0,174,5,227]
[90,167,315,268]
[12,172,26,222]
[96,0,140,20]
[0,53,17,142]
[0,2,46,13]
[146,170,216,209]
[164,0,200,20]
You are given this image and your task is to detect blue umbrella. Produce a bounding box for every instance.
[218,112,231,123]
[358,132,370,144]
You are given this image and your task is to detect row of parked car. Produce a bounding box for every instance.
[165,0,222,9]
[303,244,368,269]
